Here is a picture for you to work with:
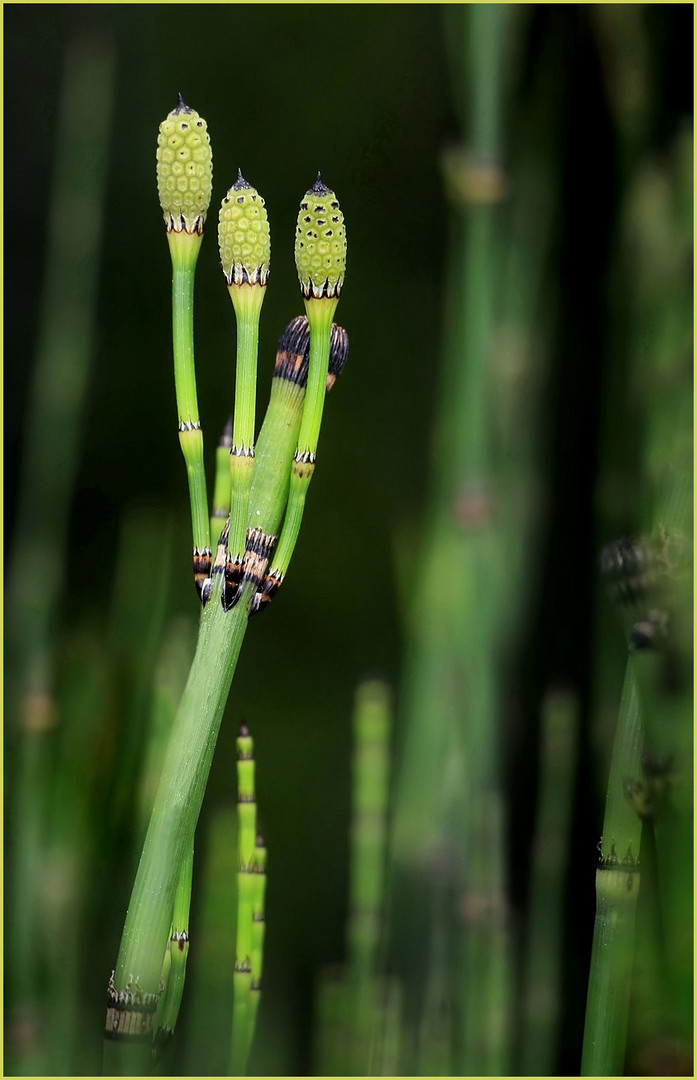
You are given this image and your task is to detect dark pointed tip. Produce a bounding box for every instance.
[233,168,252,191]
[173,92,193,114]
[308,171,332,196]
[256,834,265,848]
[239,721,250,737]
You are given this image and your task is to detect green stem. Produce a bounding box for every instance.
[210,416,233,547]
[5,31,116,1076]
[230,724,257,1076]
[268,297,337,582]
[520,689,579,1075]
[228,284,265,564]
[168,230,211,596]
[298,296,338,456]
[153,842,193,1057]
[581,662,644,1075]
[246,836,267,1071]
[105,335,308,1074]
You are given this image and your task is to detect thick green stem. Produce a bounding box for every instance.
[269,298,336,580]
[114,581,248,990]
[105,357,306,1073]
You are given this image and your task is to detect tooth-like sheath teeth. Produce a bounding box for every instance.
[249,569,284,617]
[222,528,277,612]
[193,547,212,604]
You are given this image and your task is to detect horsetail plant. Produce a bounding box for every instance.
[248,315,349,615]
[218,174,270,604]
[104,99,348,1073]
[156,94,213,601]
[257,175,347,606]
[315,679,399,1077]
[230,723,263,1075]
[249,834,268,1050]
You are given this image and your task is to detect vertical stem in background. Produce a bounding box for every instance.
[182,806,239,1076]
[314,680,397,1078]
[247,833,268,1058]
[625,139,693,1070]
[389,6,535,1076]
[586,13,692,1067]
[347,681,393,1075]
[581,664,643,1075]
[5,31,115,1075]
[230,723,258,1076]
[520,689,580,1074]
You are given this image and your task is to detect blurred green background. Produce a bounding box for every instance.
[5,4,692,1076]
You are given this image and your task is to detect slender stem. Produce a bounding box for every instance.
[153,842,193,1055]
[249,834,268,993]
[5,32,116,1076]
[581,661,643,1075]
[520,688,580,1075]
[348,681,392,1073]
[297,297,337,456]
[210,416,233,547]
[267,297,337,581]
[228,283,265,565]
[168,230,211,597]
[246,829,264,1067]
[230,724,257,1076]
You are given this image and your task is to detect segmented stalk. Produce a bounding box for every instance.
[348,680,392,1074]
[218,173,270,596]
[157,95,213,601]
[230,723,257,1076]
[256,177,346,595]
[247,834,267,1064]
[581,662,643,1075]
[249,319,348,614]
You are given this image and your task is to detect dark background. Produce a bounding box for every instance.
[5,4,692,1074]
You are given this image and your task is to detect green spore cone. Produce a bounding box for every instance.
[157,97,212,234]
[295,174,346,299]
[219,172,270,285]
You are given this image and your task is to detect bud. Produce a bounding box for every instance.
[156,94,212,233]
[219,170,271,285]
[295,174,346,299]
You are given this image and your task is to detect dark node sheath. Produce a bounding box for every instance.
[193,548,212,604]
[223,554,243,611]
[248,570,283,618]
